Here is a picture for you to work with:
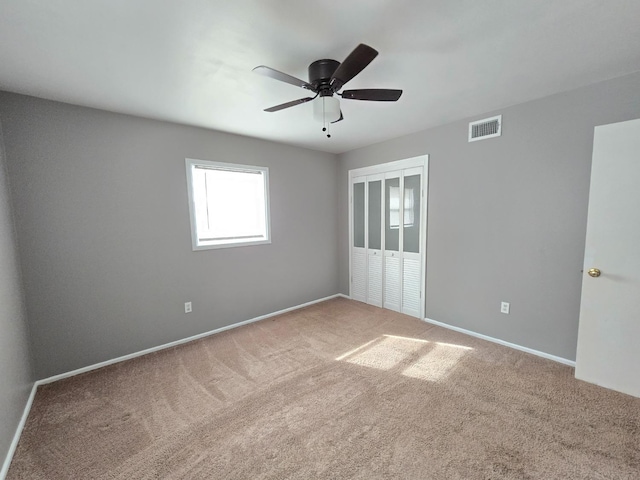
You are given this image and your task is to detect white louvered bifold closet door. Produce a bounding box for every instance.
[351,178,367,303]
[367,252,383,307]
[402,257,421,317]
[366,176,384,307]
[400,169,423,318]
[383,254,401,312]
[350,158,427,319]
[351,251,367,302]
[383,173,402,312]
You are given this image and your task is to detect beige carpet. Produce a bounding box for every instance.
[7,298,640,479]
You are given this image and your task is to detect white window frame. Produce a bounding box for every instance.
[185,158,271,251]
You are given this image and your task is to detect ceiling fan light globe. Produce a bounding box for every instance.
[313,96,341,123]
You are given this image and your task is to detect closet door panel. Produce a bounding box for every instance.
[403,173,421,254]
[384,254,401,312]
[352,251,367,302]
[401,168,424,318]
[351,178,367,302]
[383,174,402,311]
[385,176,400,252]
[368,179,382,251]
[366,177,383,307]
[353,181,366,249]
[367,252,383,307]
[402,257,421,317]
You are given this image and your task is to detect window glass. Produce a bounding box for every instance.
[403,174,421,253]
[385,177,400,251]
[368,180,382,250]
[353,182,365,248]
[186,159,270,250]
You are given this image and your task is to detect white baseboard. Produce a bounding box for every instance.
[38,294,343,386]
[336,293,350,299]
[1,382,38,480]
[423,317,576,367]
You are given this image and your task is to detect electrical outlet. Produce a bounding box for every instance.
[500,302,510,314]
[184,302,192,313]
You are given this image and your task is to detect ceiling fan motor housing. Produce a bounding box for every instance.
[309,59,340,95]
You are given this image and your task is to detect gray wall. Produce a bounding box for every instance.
[2,71,639,384]
[0,93,339,379]
[338,72,640,361]
[0,116,33,469]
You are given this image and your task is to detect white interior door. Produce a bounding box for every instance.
[575,118,640,398]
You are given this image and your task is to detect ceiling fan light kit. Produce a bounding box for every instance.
[253,44,402,138]
[313,96,341,124]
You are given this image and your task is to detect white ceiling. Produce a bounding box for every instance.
[1,1,639,154]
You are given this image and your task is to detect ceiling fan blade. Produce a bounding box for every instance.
[331,110,344,124]
[330,44,378,91]
[264,96,315,112]
[341,89,402,101]
[253,66,314,90]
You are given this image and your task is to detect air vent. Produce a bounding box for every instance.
[468,115,502,142]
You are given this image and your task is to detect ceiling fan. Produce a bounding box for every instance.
[253,44,402,137]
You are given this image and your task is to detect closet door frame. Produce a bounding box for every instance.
[348,155,429,319]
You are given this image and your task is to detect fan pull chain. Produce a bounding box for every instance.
[320,97,331,138]
[323,98,327,137]
[322,123,331,138]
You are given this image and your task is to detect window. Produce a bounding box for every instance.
[186,158,271,250]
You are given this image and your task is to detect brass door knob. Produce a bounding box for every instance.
[588,268,601,278]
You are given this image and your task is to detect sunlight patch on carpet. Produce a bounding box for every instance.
[339,335,425,370]
[402,343,470,381]
[335,337,383,361]
[336,334,473,381]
